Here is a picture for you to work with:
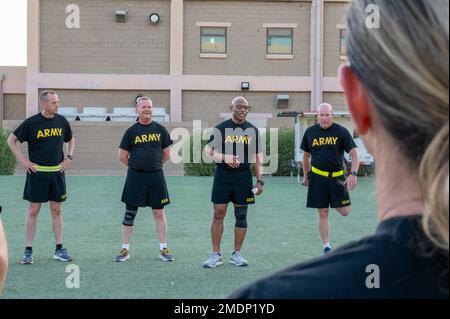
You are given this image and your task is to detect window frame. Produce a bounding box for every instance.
[266,27,294,55]
[200,26,228,55]
[336,24,348,60]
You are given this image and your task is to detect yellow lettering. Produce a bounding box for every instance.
[325,137,334,145]
[237,136,246,144]
[233,136,239,143]
[58,128,63,136]
[312,139,319,147]
[333,137,338,144]
[44,129,50,137]
[247,137,252,144]
[225,136,233,143]
[37,130,44,139]
[51,128,59,136]
[156,134,161,141]
[135,136,142,144]
[141,135,148,143]
[319,138,325,145]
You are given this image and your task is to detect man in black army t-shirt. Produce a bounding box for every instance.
[7,90,76,264]
[202,96,264,268]
[114,96,174,262]
[301,103,359,254]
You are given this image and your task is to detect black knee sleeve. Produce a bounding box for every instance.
[122,205,138,226]
[234,206,248,228]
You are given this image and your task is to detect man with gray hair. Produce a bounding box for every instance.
[7,90,76,264]
[203,96,264,268]
[115,96,174,262]
[301,103,359,254]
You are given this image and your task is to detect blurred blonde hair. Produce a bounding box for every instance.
[347,0,449,251]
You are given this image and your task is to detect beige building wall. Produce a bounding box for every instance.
[323,92,347,110]
[4,94,26,120]
[183,91,310,127]
[0,67,26,122]
[37,89,170,114]
[40,0,171,74]
[184,0,311,76]
[0,67,26,93]
[323,1,348,76]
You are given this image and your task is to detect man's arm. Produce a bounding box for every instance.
[252,152,264,195]
[119,148,130,167]
[162,146,171,164]
[302,151,311,186]
[7,134,37,173]
[60,137,76,172]
[67,137,76,157]
[347,147,360,190]
[0,215,8,295]
[204,145,240,168]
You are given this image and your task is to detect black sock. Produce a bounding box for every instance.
[25,246,32,252]
[56,244,63,251]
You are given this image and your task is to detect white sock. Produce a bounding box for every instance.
[160,243,167,250]
[323,242,331,249]
[122,243,130,250]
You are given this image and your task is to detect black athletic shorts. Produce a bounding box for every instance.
[307,171,351,208]
[23,171,67,203]
[121,168,170,208]
[211,166,255,205]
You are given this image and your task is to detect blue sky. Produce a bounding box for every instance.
[0,0,27,66]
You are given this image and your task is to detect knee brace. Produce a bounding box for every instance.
[234,206,248,228]
[122,205,138,226]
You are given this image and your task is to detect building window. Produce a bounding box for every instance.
[200,27,227,54]
[340,28,347,57]
[267,28,293,55]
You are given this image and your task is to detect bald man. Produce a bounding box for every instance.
[203,96,264,268]
[301,103,360,254]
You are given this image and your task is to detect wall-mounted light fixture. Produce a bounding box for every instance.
[241,81,250,91]
[115,10,127,23]
[149,13,160,24]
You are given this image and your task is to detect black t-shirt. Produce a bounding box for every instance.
[300,123,356,171]
[119,121,173,172]
[13,113,73,166]
[207,119,262,171]
[230,216,449,299]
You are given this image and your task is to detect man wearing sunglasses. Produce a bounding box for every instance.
[203,96,264,268]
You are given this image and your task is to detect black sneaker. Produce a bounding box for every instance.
[323,247,332,255]
[54,248,73,262]
[21,250,33,264]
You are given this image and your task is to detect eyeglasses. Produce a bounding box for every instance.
[235,105,251,111]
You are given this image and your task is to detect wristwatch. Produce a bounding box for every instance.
[67,155,74,161]
[351,171,357,176]
[257,179,264,186]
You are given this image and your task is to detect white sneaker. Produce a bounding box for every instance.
[229,251,248,267]
[202,253,223,268]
